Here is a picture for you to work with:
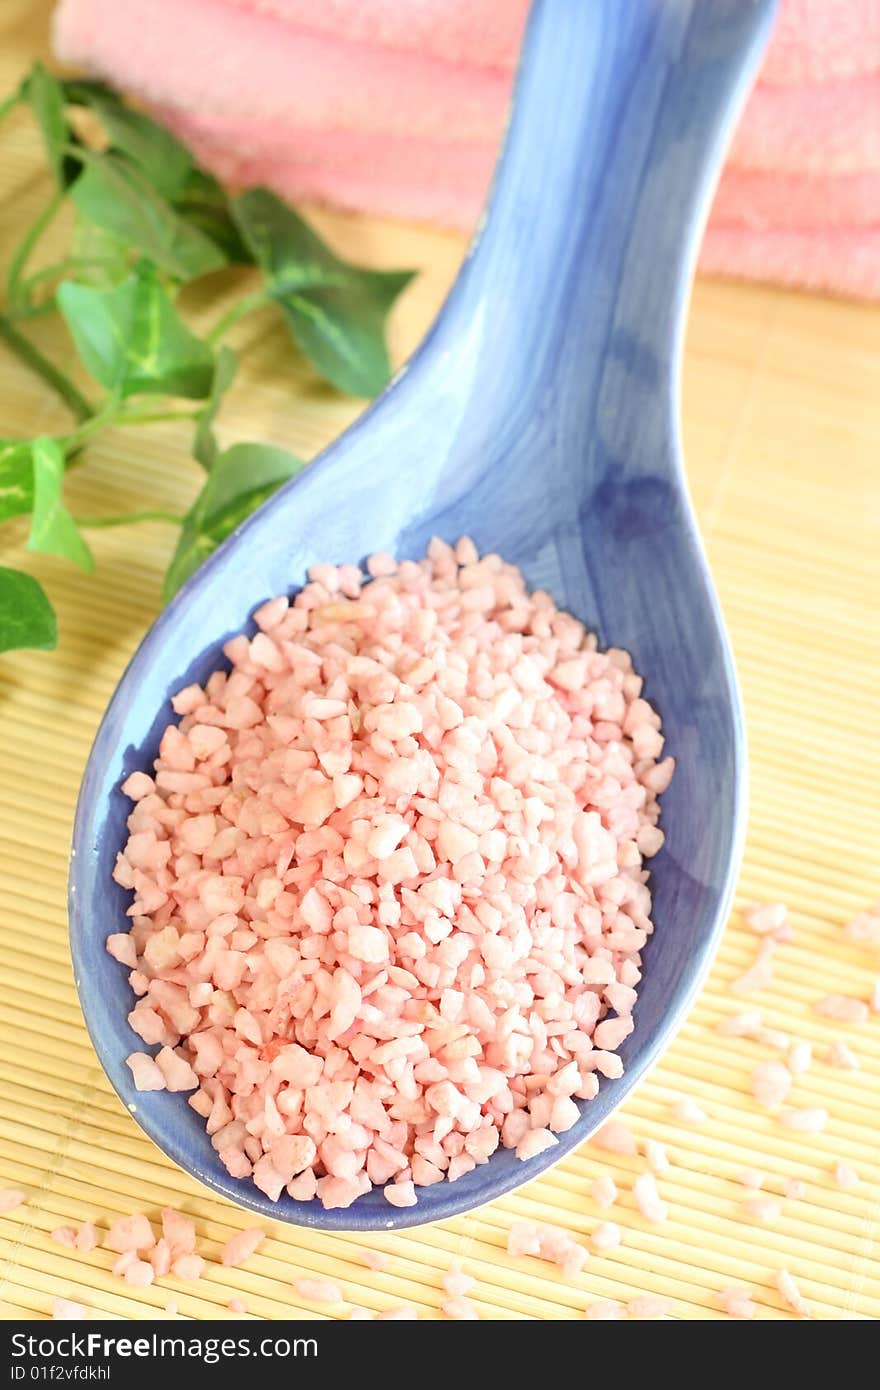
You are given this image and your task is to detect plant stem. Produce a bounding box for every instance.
[0,313,93,422]
[206,289,270,345]
[5,189,64,309]
[115,407,200,427]
[74,508,184,527]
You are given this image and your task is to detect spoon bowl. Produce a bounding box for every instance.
[70,0,776,1229]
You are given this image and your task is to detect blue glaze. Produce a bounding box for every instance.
[69,0,776,1230]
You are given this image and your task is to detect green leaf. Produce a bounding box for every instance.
[0,441,34,521]
[193,344,236,469]
[57,263,214,398]
[164,441,304,599]
[63,81,192,199]
[70,213,132,287]
[24,64,75,188]
[171,168,251,264]
[0,567,57,654]
[231,188,414,396]
[26,437,93,573]
[70,151,226,281]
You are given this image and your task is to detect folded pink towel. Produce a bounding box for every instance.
[53,0,880,299]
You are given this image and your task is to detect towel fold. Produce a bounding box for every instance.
[53,0,880,299]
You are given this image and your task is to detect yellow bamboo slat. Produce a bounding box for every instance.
[0,0,878,1321]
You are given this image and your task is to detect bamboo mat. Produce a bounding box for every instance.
[1,0,878,1322]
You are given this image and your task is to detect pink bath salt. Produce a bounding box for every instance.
[731,940,775,995]
[171,1254,205,1280]
[716,1010,763,1038]
[670,1098,707,1126]
[383,1181,417,1208]
[737,1169,766,1191]
[590,1174,618,1208]
[105,1214,155,1254]
[591,1120,638,1157]
[51,1228,77,1249]
[221,1228,264,1268]
[627,1294,673,1319]
[585,1299,626,1320]
[560,1244,588,1280]
[75,1222,97,1253]
[348,1308,373,1320]
[743,1196,782,1224]
[161,1208,196,1259]
[833,1161,859,1189]
[121,770,155,800]
[775,1269,811,1319]
[294,1277,343,1304]
[644,1140,670,1176]
[125,1052,166,1091]
[228,1298,248,1314]
[751,1060,793,1110]
[164,1301,179,1316]
[515,1128,558,1162]
[155,1047,199,1092]
[359,1250,388,1273]
[843,907,880,950]
[507,1221,541,1258]
[124,1259,155,1288]
[786,1041,812,1076]
[633,1172,668,1223]
[112,1253,136,1279]
[443,1261,475,1297]
[744,902,789,937]
[52,1297,87,1320]
[825,1040,859,1070]
[106,933,138,968]
[779,1107,828,1133]
[150,1239,172,1278]
[813,994,869,1024]
[783,1178,806,1200]
[113,541,672,1211]
[442,1296,479,1320]
[0,1189,27,1213]
[591,1221,622,1251]
[717,1287,757,1319]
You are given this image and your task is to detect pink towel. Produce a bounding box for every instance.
[53,0,880,299]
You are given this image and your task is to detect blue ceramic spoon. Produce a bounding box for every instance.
[70,0,777,1230]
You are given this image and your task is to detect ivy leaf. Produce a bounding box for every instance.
[164,441,304,599]
[193,345,236,469]
[26,437,93,573]
[232,188,414,397]
[70,214,131,288]
[23,64,76,188]
[70,151,226,281]
[63,81,192,200]
[0,441,34,521]
[57,263,214,398]
[171,168,251,264]
[0,567,57,654]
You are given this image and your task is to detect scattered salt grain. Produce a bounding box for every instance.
[834,1161,859,1189]
[843,907,880,950]
[633,1172,667,1223]
[585,1299,625,1320]
[359,1250,388,1273]
[52,1297,86,1320]
[742,1196,782,1224]
[228,1298,247,1313]
[591,1221,622,1251]
[590,1174,618,1208]
[643,1139,669,1175]
[825,1040,859,1070]
[751,1060,792,1110]
[670,1098,707,1126]
[51,1228,77,1249]
[813,994,869,1024]
[737,1169,766,1191]
[294,1278,343,1304]
[443,1261,475,1297]
[222,1228,264,1268]
[786,1041,812,1075]
[105,1214,154,1254]
[730,940,775,995]
[591,1121,638,1157]
[783,1178,806,1200]
[442,1296,479,1320]
[627,1294,673,1319]
[775,1269,811,1318]
[0,1190,27,1213]
[779,1107,828,1133]
[744,902,789,939]
[716,1010,763,1037]
[171,1255,205,1280]
[75,1223,97,1254]
[717,1287,756,1319]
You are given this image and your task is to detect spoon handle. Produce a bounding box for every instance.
[419,0,777,477]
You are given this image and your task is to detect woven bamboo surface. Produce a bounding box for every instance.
[0,0,878,1321]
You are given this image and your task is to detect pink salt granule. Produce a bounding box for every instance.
[51,1228,77,1249]
[717,1287,757,1319]
[221,1228,264,1267]
[730,940,776,995]
[786,1041,812,1075]
[670,1098,707,1126]
[585,1299,625,1319]
[590,1174,618,1208]
[627,1294,673,1319]
[813,994,869,1024]
[775,1268,811,1318]
[161,1208,196,1259]
[825,1040,859,1070]
[75,1222,98,1253]
[359,1249,388,1272]
[783,1178,806,1200]
[591,1221,622,1251]
[833,1160,859,1189]
[643,1139,669,1175]
[743,1196,782,1224]
[228,1298,248,1313]
[744,902,790,940]
[105,1214,155,1254]
[737,1168,766,1191]
[294,1277,343,1304]
[109,541,672,1211]
[716,1009,763,1037]
[778,1107,828,1133]
[591,1121,638,1157]
[843,907,880,951]
[171,1254,205,1280]
[52,1297,87,1320]
[632,1172,668,1223]
[751,1060,793,1110]
[443,1261,474,1297]
[442,1296,479,1319]
[0,1189,27,1213]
